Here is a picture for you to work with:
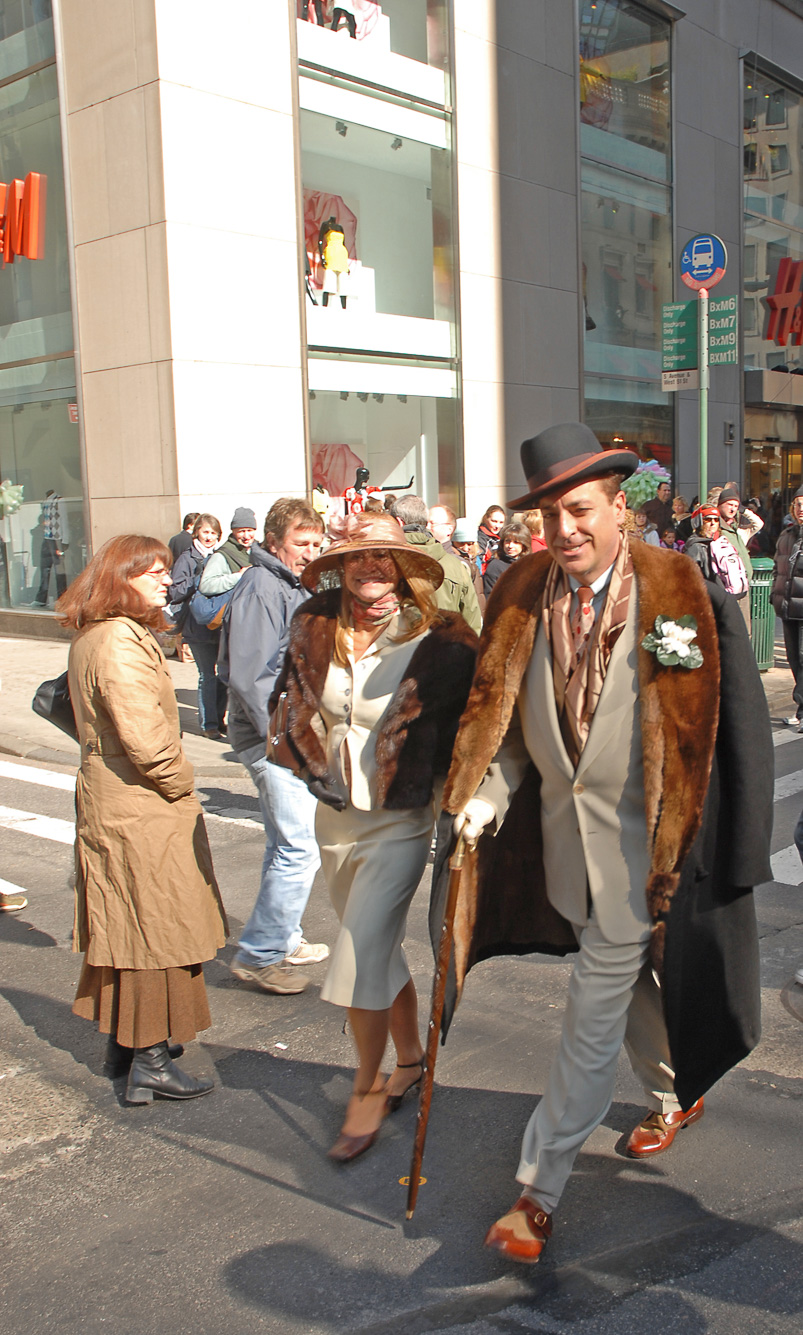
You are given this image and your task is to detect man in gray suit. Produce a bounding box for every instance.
[440,423,772,1263]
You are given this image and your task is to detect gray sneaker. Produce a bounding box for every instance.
[0,891,27,912]
[230,960,310,994]
[284,938,330,965]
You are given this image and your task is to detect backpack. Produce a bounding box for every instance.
[189,588,231,630]
[710,536,749,598]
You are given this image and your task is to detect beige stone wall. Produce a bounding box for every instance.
[452,0,581,519]
[57,0,309,550]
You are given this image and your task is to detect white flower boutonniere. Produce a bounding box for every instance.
[641,614,703,669]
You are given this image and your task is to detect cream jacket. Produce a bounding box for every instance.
[319,614,430,810]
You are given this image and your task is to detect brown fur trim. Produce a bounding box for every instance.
[632,544,720,924]
[649,920,666,978]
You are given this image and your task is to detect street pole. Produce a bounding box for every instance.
[699,286,709,502]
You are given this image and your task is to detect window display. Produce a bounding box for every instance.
[0,16,82,613]
[298,0,460,508]
[579,0,673,466]
[308,391,460,515]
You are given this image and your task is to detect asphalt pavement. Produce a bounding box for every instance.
[1,633,802,1335]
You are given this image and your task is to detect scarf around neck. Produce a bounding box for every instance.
[541,530,633,768]
[350,589,401,629]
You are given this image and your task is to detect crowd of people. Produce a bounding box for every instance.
[29,422,797,1262]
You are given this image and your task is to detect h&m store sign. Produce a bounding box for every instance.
[766,258,803,347]
[0,171,46,265]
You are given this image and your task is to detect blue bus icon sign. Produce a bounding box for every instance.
[681,234,727,290]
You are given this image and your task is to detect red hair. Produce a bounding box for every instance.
[55,534,172,631]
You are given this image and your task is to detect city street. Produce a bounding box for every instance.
[0,645,802,1334]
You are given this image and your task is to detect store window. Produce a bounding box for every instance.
[0,7,82,612]
[0,0,54,81]
[579,0,673,470]
[296,1,461,513]
[743,67,803,377]
[744,61,803,525]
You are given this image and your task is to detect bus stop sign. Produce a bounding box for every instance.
[681,233,727,291]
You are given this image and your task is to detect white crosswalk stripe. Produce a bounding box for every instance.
[0,805,75,844]
[770,845,803,887]
[0,759,261,845]
[773,769,803,802]
[0,759,75,791]
[0,876,29,896]
[773,729,803,748]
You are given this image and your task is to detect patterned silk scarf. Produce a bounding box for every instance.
[541,531,634,769]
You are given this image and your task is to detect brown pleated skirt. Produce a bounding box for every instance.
[72,960,211,1048]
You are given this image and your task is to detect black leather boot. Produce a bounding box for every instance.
[104,1036,184,1079]
[125,1041,214,1103]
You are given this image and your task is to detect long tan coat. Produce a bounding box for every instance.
[68,616,228,969]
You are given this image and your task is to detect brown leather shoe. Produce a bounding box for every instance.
[626,1097,704,1158]
[484,1195,552,1263]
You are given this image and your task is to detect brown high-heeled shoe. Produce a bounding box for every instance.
[328,1090,387,1163]
[385,1059,424,1113]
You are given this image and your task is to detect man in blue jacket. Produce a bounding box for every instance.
[219,497,328,994]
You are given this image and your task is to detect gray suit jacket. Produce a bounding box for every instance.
[475,591,650,942]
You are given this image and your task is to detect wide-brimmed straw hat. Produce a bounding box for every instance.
[508,422,639,511]
[301,512,444,591]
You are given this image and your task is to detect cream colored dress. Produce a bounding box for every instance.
[315,613,439,1009]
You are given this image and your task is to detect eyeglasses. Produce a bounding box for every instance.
[142,566,169,579]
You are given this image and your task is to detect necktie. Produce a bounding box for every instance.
[571,585,595,663]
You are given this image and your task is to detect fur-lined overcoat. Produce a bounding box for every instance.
[432,542,773,1109]
[272,590,479,809]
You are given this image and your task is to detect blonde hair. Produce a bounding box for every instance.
[518,508,544,538]
[332,559,439,666]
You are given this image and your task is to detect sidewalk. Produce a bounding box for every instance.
[0,636,238,776]
[0,632,798,773]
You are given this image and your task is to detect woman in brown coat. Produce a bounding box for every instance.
[57,535,228,1104]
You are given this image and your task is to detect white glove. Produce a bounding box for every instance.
[453,797,495,845]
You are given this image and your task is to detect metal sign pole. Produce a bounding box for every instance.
[699,286,709,502]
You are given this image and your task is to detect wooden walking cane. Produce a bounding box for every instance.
[406,827,474,1220]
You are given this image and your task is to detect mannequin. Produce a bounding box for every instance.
[319,216,350,308]
[35,488,69,605]
[331,0,357,38]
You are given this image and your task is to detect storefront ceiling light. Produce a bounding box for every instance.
[391,137,403,150]
[335,120,348,136]
[308,359,457,399]
[300,77,448,150]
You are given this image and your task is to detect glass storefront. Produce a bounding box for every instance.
[579,0,674,471]
[743,63,803,539]
[296,0,460,513]
[0,3,82,611]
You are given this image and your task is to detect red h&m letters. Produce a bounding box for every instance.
[765,258,803,347]
[0,172,47,266]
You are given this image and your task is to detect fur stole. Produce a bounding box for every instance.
[277,589,479,810]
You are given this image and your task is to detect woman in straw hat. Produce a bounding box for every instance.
[272,512,479,1161]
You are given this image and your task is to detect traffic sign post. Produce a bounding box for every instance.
[699,287,709,502]
[675,234,729,500]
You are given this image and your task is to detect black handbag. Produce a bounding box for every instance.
[32,670,78,742]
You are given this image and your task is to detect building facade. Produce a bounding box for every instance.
[1,0,802,633]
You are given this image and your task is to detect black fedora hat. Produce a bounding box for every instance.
[508,422,639,511]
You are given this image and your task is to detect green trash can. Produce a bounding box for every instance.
[750,557,775,672]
